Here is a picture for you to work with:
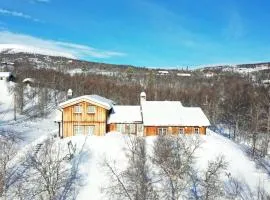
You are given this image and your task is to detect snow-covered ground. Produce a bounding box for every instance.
[62,131,269,199]
[1,80,270,199]
[0,80,58,145]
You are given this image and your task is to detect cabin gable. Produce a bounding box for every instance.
[61,100,109,137]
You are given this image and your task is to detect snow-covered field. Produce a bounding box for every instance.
[1,80,270,199]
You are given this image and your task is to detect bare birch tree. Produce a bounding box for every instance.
[0,131,22,200]
[16,137,83,200]
[151,135,201,200]
[104,136,158,200]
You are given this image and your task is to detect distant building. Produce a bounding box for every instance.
[204,72,216,78]
[0,72,15,82]
[158,70,169,75]
[177,73,191,77]
[262,80,270,87]
[22,78,35,86]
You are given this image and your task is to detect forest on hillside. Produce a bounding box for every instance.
[7,60,270,160]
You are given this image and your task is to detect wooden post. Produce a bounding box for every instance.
[14,94,16,121]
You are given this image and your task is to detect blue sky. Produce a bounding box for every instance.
[0,0,270,68]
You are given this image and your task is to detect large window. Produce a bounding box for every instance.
[87,105,96,114]
[179,128,184,134]
[74,105,82,113]
[158,128,167,136]
[194,128,199,134]
[74,125,95,135]
[86,126,95,135]
[74,125,84,135]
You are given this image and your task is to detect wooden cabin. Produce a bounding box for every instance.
[58,92,210,138]
[58,95,115,137]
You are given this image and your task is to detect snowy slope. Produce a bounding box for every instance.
[0,44,75,59]
[0,80,58,144]
[195,130,270,191]
[59,131,270,199]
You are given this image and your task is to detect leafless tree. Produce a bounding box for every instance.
[0,131,22,200]
[15,137,84,200]
[151,135,201,200]
[200,156,227,200]
[104,136,158,200]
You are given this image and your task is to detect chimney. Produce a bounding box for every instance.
[140,92,146,104]
[67,89,73,99]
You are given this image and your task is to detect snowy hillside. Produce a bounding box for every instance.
[0,80,270,199]
[0,79,58,144]
[0,44,75,59]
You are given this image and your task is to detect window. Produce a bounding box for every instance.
[116,124,126,133]
[179,128,184,134]
[87,126,95,135]
[158,128,167,136]
[194,128,199,134]
[74,125,84,135]
[87,105,96,114]
[74,105,82,113]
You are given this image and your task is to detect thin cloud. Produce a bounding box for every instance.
[30,0,50,3]
[0,31,126,59]
[0,8,40,22]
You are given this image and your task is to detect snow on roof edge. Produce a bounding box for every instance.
[59,95,114,110]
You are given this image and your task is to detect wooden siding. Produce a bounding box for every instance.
[108,123,143,135]
[144,126,207,136]
[62,101,108,137]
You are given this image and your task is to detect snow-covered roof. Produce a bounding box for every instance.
[177,73,191,77]
[0,72,11,77]
[22,78,35,83]
[158,70,169,74]
[59,95,115,110]
[178,107,210,126]
[141,101,210,126]
[107,106,142,124]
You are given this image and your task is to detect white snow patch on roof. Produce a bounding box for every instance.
[179,107,210,126]
[141,101,183,126]
[22,78,35,83]
[108,106,142,124]
[59,95,115,110]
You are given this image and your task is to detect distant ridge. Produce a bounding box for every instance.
[0,44,76,59]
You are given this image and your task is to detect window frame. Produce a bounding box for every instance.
[179,128,184,134]
[194,127,199,134]
[158,127,167,136]
[74,105,82,113]
[73,125,84,135]
[86,125,95,135]
[87,105,96,114]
